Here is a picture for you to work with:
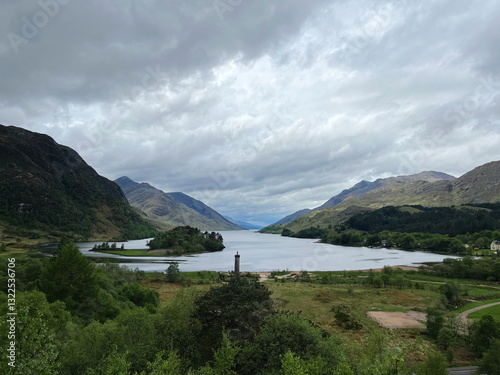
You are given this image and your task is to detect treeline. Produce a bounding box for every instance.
[280,203,500,254]
[147,226,225,253]
[346,204,500,236]
[421,256,500,281]
[324,230,467,254]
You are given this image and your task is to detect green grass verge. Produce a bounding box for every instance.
[454,299,500,314]
[468,304,500,322]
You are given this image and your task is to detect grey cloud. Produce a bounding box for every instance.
[2,0,500,225]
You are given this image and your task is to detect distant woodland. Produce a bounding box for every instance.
[282,204,500,254]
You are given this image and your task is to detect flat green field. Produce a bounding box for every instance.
[468,304,500,322]
[454,299,500,314]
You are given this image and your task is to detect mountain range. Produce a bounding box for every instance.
[2,123,499,247]
[262,163,500,233]
[115,176,243,231]
[0,124,244,249]
[267,171,456,227]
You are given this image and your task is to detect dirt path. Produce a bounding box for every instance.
[458,301,500,327]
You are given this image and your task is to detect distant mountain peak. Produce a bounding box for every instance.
[115,177,242,231]
[264,169,458,228]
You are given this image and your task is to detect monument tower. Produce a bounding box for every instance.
[234,252,240,275]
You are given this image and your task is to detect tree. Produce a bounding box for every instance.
[280,350,327,375]
[198,333,239,375]
[426,307,444,339]
[85,350,132,375]
[194,276,273,360]
[0,292,59,375]
[166,262,181,283]
[140,351,183,375]
[437,327,457,349]
[155,288,202,368]
[415,350,448,375]
[237,312,338,375]
[39,242,99,314]
[470,314,500,355]
[366,234,381,247]
[479,338,500,375]
[439,281,461,309]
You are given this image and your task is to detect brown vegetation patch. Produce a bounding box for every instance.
[366,311,426,329]
[386,290,424,307]
[141,281,182,303]
[314,289,336,303]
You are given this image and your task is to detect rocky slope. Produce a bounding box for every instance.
[265,171,456,229]
[115,176,242,231]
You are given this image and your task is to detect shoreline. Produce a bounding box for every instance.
[250,265,422,281]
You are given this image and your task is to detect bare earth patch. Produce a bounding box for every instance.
[366,311,426,329]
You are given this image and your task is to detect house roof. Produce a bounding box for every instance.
[492,240,500,245]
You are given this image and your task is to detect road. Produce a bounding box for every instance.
[447,366,480,375]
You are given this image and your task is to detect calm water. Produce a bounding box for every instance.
[78,230,459,272]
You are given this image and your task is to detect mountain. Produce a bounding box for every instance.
[223,216,261,230]
[0,125,157,245]
[265,171,455,228]
[115,176,242,231]
[315,171,456,211]
[281,161,500,233]
[272,209,313,226]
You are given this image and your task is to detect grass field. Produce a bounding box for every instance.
[468,304,500,322]
[141,269,500,367]
[454,298,500,314]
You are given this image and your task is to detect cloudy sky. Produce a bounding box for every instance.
[1,0,500,226]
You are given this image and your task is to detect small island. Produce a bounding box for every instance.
[92,225,225,257]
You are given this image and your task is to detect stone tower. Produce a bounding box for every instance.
[234,252,240,275]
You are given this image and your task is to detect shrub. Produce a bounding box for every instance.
[332,305,363,330]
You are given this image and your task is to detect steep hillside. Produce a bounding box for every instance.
[283,161,500,232]
[115,177,242,231]
[0,125,157,245]
[272,209,313,226]
[223,216,262,230]
[263,171,455,231]
[315,171,456,211]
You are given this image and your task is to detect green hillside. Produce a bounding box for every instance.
[278,161,500,234]
[0,125,157,248]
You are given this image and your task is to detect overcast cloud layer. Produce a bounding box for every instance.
[1,0,500,226]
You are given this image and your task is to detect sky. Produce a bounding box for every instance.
[1,0,500,227]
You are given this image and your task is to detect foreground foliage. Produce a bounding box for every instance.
[2,243,500,374]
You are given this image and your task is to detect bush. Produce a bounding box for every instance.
[237,312,338,375]
[166,262,181,283]
[479,338,500,375]
[332,305,363,330]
